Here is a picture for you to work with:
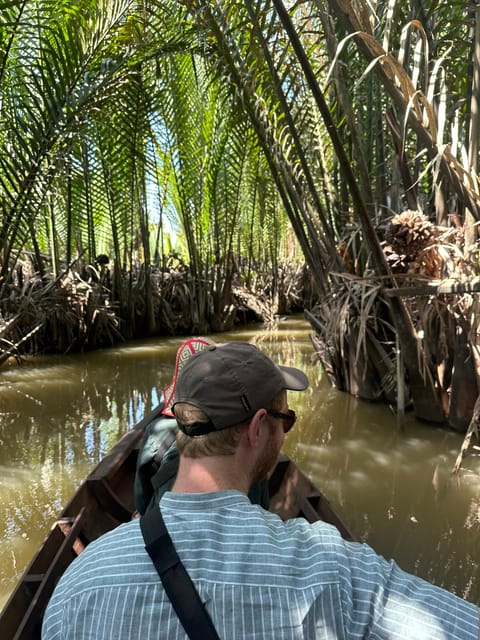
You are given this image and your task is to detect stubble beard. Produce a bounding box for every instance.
[251,430,282,486]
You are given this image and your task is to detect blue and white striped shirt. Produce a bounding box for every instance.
[42,491,479,639]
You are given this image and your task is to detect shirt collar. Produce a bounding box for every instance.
[160,490,251,512]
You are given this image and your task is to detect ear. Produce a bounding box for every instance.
[245,408,268,448]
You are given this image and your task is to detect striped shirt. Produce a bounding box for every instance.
[42,491,479,639]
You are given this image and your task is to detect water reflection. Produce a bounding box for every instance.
[0,318,479,610]
[0,340,176,606]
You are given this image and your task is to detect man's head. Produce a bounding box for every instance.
[172,342,308,434]
[172,342,309,464]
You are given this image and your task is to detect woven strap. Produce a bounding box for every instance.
[140,505,221,640]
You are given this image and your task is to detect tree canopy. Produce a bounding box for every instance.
[2,1,480,436]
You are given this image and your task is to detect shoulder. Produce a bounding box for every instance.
[42,519,162,639]
[48,519,154,598]
[262,506,347,553]
[163,492,345,581]
[78,519,144,565]
[273,512,348,571]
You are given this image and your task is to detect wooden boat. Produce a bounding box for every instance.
[0,406,353,640]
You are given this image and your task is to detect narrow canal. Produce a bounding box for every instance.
[0,316,479,611]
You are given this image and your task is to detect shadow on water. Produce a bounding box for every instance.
[0,316,479,609]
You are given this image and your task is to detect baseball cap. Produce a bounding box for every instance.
[172,341,309,436]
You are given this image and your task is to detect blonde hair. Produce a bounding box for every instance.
[175,391,286,458]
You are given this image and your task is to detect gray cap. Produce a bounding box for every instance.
[172,342,309,436]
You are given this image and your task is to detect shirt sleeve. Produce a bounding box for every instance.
[338,539,479,639]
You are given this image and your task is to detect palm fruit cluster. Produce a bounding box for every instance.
[382,210,442,276]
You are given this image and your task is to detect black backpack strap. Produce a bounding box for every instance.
[150,456,180,492]
[139,505,221,640]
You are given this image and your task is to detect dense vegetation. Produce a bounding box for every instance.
[2,2,480,452]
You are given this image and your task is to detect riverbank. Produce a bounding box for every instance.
[0,258,317,366]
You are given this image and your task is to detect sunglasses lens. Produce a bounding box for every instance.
[267,409,296,432]
[284,411,296,432]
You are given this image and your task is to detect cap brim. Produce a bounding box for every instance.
[279,365,309,391]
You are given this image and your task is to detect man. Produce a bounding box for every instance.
[134,336,269,514]
[42,342,479,639]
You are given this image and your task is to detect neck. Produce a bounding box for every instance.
[171,455,251,495]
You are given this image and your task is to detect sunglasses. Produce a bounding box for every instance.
[266,409,297,433]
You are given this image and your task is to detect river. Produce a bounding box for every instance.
[0,316,479,611]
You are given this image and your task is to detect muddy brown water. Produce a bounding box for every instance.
[0,316,479,610]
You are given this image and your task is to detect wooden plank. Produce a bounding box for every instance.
[268,454,354,540]
[87,427,144,485]
[86,476,132,523]
[3,509,86,640]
